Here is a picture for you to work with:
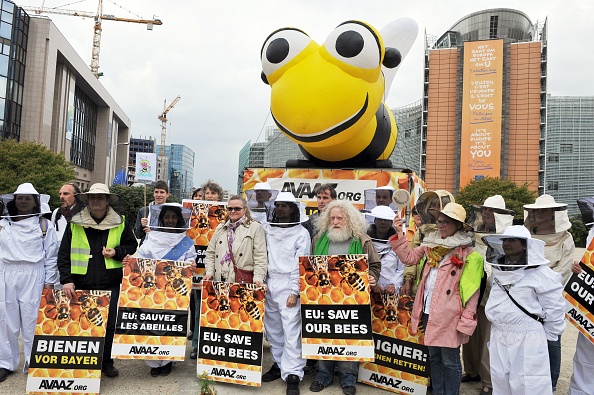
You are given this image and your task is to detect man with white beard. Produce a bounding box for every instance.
[309,200,381,395]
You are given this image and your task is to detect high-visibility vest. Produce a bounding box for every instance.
[70,220,126,275]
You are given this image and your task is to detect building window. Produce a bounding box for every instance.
[560,144,573,154]
[547,153,559,163]
[70,86,97,170]
[489,15,499,39]
[547,181,558,191]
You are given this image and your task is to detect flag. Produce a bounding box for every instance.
[113,167,127,185]
[136,153,157,182]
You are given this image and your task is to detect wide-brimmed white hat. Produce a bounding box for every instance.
[77,183,119,204]
[524,194,567,209]
[1,183,51,217]
[469,195,514,234]
[483,195,506,210]
[269,191,308,224]
[482,225,549,267]
[368,205,396,221]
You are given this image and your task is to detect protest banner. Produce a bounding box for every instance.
[563,238,594,344]
[358,291,429,394]
[182,199,227,289]
[299,254,374,361]
[197,281,266,387]
[26,289,111,394]
[112,258,192,360]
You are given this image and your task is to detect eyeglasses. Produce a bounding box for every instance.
[227,207,244,212]
[436,219,451,226]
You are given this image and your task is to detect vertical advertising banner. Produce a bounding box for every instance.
[563,238,594,345]
[197,281,266,387]
[183,200,228,288]
[26,289,111,394]
[112,258,192,360]
[359,291,429,394]
[460,39,504,187]
[299,255,374,361]
[135,153,157,182]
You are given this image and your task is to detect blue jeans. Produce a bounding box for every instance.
[424,310,461,395]
[548,336,561,390]
[315,360,358,388]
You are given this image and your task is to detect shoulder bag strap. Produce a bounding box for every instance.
[494,277,543,323]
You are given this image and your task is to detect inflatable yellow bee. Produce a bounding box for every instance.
[261,18,417,167]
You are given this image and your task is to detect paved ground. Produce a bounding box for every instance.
[3,248,587,394]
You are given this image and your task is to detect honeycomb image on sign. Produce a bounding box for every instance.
[183,200,227,247]
[299,255,373,360]
[114,258,192,353]
[563,241,594,344]
[358,291,429,393]
[200,281,265,333]
[28,288,110,393]
[198,281,266,386]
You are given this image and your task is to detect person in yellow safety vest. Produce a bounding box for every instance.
[57,183,137,379]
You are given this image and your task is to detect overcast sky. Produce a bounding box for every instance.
[17,0,594,191]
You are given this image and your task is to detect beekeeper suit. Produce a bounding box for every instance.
[0,183,59,379]
[524,194,574,390]
[137,203,196,372]
[261,192,310,390]
[366,205,404,292]
[462,195,514,391]
[482,226,565,395]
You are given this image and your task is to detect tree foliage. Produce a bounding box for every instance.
[569,214,588,248]
[455,177,537,222]
[0,139,76,208]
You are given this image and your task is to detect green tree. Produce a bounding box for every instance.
[569,214,588,248]
[0,139,76,208]
[455,177,537,222]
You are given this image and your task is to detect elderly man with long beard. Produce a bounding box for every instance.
[309,200,381,395]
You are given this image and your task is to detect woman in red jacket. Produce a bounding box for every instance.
[390,202,483,395]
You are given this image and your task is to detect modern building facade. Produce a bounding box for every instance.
[7,8,131,190]
[545,96,594,215]
[390,100,423,174]
[421,8,546,194]
[157,143,195,199]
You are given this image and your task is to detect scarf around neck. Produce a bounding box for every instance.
[220,216,246,266]
[314,232,363,255]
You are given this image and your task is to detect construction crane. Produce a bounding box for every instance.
[158,96,181,157]
[22,0,162,78]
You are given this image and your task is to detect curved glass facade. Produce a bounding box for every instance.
[0,0,28,139]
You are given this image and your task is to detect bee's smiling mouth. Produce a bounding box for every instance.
[271,94,369,143]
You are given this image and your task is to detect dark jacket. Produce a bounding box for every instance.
[58,216,137,290]
[134,205,151,244]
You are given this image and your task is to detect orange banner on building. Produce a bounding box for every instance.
[460,39,503,187]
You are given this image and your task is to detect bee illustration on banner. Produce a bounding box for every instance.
[305,255,332,288]
[76,291,109,327]
[45,289,72,324]
[161,262,189,297]
[232,283,266,321]
[131,258,158,294]
[207,281,231,314]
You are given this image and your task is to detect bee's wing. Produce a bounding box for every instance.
[380,17,419,100]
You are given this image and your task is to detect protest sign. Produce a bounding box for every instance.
[183,199,227,288]
[299,254,373,361]
[197,281,266,387]
[26,289,111,394]
[564,238,594,344]
[112,258,192,360]
[359,291,429,394]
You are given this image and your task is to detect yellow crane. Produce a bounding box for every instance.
[158,96,181,157]
[22,0,162,78]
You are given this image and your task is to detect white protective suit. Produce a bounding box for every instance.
[263,223,310,380]
[372,239,405,290]
[485,240,566,395]
[0,215,59,372]
[137,231,197,368]
[568,228,594,395]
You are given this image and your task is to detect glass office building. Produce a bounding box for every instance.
[157,144,195,199]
